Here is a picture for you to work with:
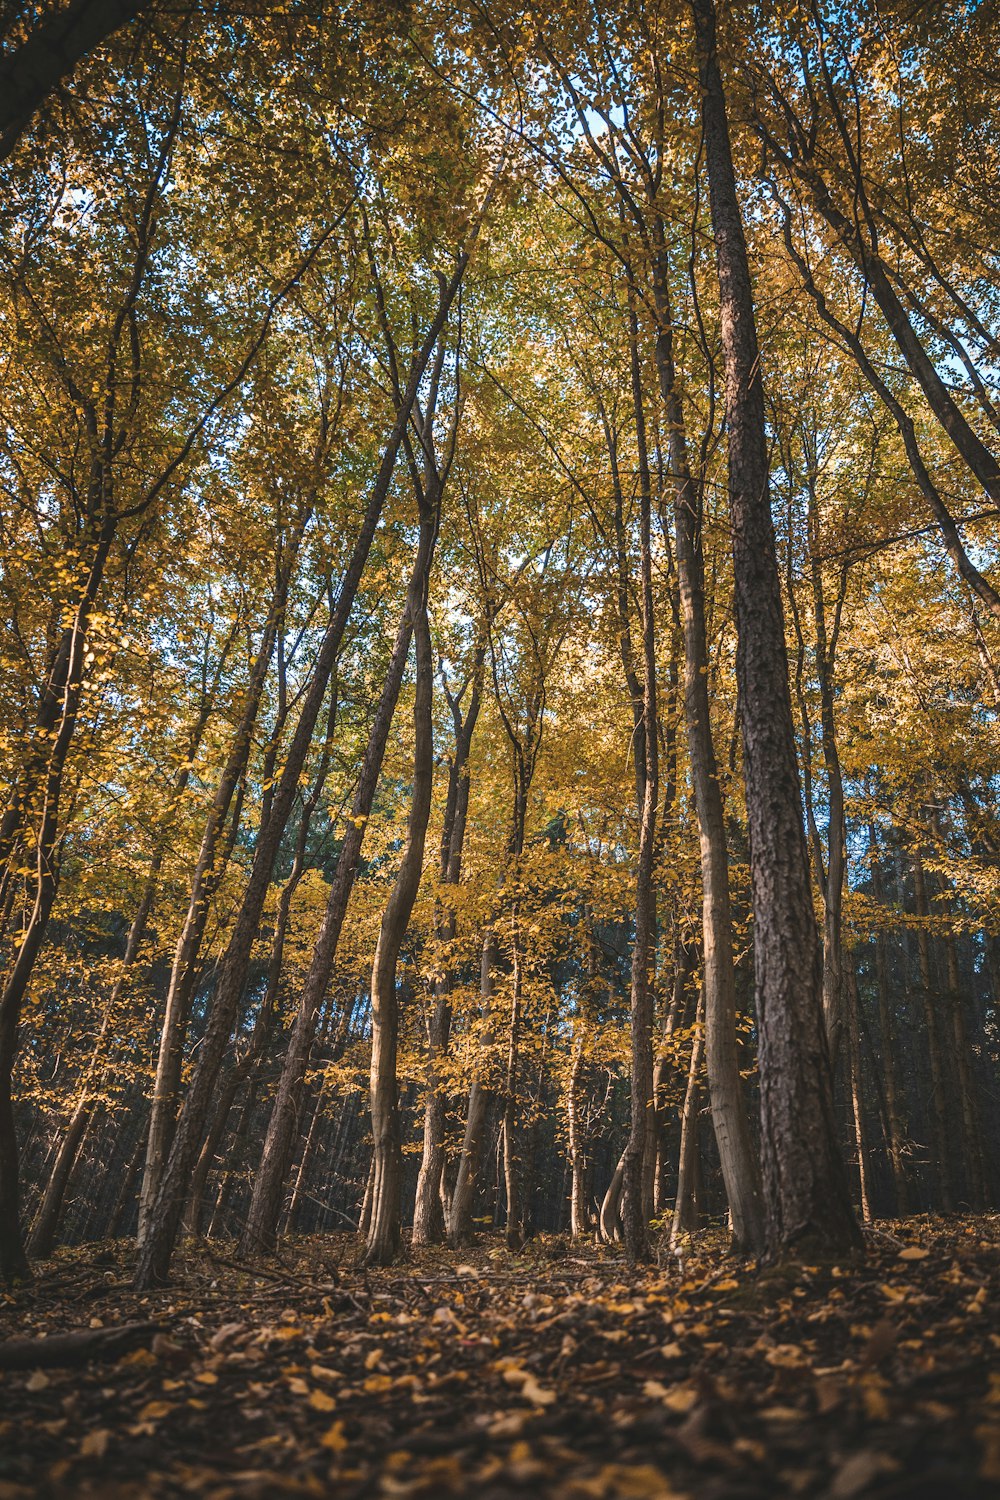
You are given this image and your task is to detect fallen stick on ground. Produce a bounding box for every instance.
[0,1321,165,1370]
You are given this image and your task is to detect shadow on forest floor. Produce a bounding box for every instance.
[1,1216,998,1498]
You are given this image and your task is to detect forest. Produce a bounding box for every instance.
[0,0,999,1496]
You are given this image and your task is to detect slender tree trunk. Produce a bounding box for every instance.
[567,1024,588,1238]
[412,655,483,1246]
[672,991,706,1244]
[656,235,763,1254]
[365,598,435,1266]
[448,931,496,1247]
[240,516,436,1258]
[138,569,294,1244]
[501,910,524,1250]
[868,829,910,1214]
[621,278,659,1267]
[691,0,860,1258]
[912,853,954,1212]
[943,928,987,1209]
[845,967,872,1223]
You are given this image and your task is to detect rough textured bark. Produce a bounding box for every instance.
[655,236,763,1255]
[691,0,860,1258]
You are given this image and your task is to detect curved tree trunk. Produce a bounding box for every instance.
[137,564,294,1245]
[133,263,469,1290]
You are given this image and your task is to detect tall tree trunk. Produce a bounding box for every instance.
[501,907,525,1250]
[691,0,860,1257]
[911,853,955,1212]
[621,277,659,1267]
[868,829,910,1214]
[365,597,435,1266]
[655,229,763,1254]
[137,556,298,1244]
[845,967,872,1223]
[412,653,483,1245]
[567,1021,589,1238]
[240,513,437,1257]
[448,931,496,1247]
[943,928,987,1209]
[672,990,706,1244]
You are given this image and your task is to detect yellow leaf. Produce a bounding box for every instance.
[320,1421,348,1453]
[137,1400,174,1423]
[80,1430,110,1459]
[765,1344,808,1369]
[520,1375,556,1407]
[898,1246,929,1261]
[309,1388,336,1412]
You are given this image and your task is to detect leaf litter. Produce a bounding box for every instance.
[0,1216,998,1499]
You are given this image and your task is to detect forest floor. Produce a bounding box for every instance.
[0,1217,998,1500]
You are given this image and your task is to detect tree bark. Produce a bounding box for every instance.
[654,227,764,1255]
[137,552,299,1244]
[240,511,437,1257]
[621,277,659,1267]
[672,990,706,1245]
[0,0,147,161]
[365,597,435,1266]
[911,852,955,1212]
[448,931,496,1247]
[691,0,860,1258]
[412,653,483,1245]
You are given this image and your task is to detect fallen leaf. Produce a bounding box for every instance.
[79,1430,110,1459]
[320,1421,348,1453]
